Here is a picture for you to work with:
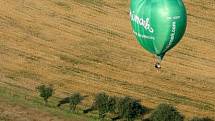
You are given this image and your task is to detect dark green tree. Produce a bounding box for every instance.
[95,92,109,120]
[190,117,214,121]
[69,92,84,112]
[57,93,87,112]
[36,84,54,105]
[83,93,119,121]
[107,96,118,114]
[150,103,184,121]
[116,96,145,121]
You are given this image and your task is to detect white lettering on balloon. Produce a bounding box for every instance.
[133,30,155,40]
[130,10,154,33]
[165,21,176,51]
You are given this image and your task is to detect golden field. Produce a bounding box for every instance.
[0,0,215,120]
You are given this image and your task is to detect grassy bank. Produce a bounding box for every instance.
[0,84,107,121]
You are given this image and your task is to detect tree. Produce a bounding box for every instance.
[190,117,214,121]
[69,92,84,112]
[95,92,109,120]
[36,84,54,105]
[150,103,184,121]
[116,96,145,121]
[84,93,147,121]
[57,93,86,112]
[107,96,118,114]
[83,92,119,120]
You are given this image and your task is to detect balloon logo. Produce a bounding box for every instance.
[130,0,187,69]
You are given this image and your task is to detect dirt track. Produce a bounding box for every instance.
[0,0,215,120]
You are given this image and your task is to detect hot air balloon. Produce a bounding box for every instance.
[130,0,187,69]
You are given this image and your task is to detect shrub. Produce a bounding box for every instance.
[150,103,184,121]
[36,84,54,105]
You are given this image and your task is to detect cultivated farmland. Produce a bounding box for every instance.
[0,0,215,120]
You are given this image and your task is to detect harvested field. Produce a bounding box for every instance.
[0,0,215,120]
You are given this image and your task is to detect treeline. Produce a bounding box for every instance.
[36,84,214,121]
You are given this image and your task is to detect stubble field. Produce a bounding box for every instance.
[0,0,215,120]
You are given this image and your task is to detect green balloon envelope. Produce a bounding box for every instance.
[130,0,187,61]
